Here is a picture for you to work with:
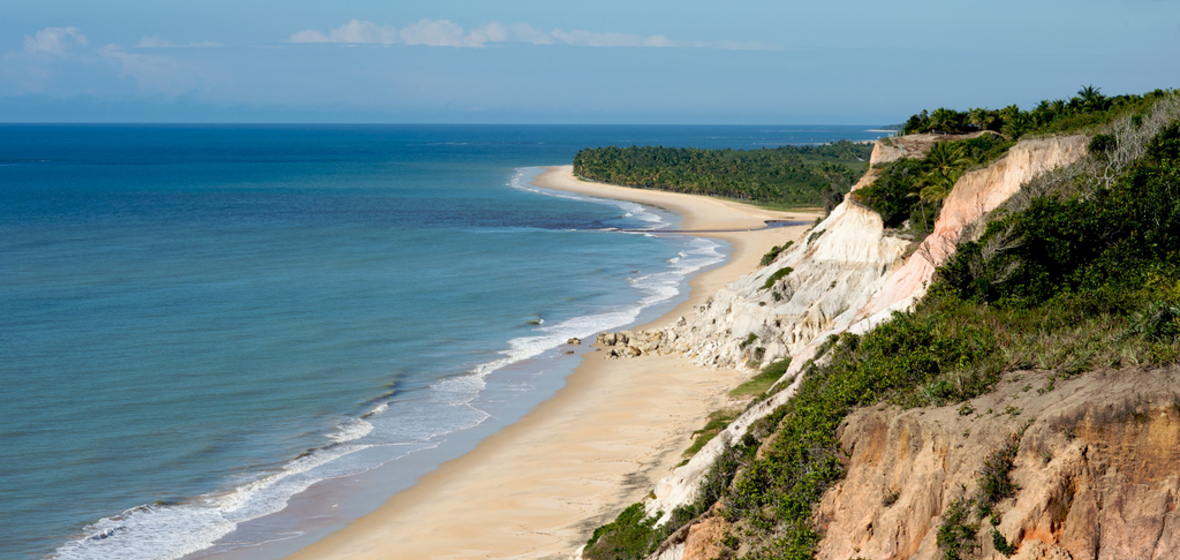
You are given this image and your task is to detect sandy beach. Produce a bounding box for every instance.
[284,166,820,560]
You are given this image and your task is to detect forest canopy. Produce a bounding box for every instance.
[572,140,873,208]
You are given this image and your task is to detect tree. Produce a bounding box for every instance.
[1078,85,1106,111]
[928,108,969,134]
[968,107,997,132]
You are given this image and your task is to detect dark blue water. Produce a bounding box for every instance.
[0,125,884,560]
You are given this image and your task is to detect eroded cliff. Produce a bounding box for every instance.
[816,365,1180,560]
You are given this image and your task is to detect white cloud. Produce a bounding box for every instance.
[506,22,554,45]
[136,36,222,49]
[398,19,471,47]
[550,29,673,48]
[286,19,773,50]
[23,27,88,56]
[289,19,400,45]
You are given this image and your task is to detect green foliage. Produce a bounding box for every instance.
[586,434,760,560]
[1088,133,1117,156]
[762,267,793,290]
[723,308,997,556]
[583,504,665,560]
[978,433,1021,507]
[857,158,928,227]
[937,498,979,560]
[730,358,792,399]
[760,240,794,266]
[903,87,1178,139]
[683,409,740,458]
[572,140,872,207]
[1130,301,1180,341]
[934,433,1022,559]
[939,123,1180,309]
[992,527,1018,556]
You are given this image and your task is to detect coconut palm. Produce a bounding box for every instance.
[928,108,968,134]
[924,142,974,180]
[1078,85,1106,111]
[968,107,996,132]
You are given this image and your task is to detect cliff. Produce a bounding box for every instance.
[601,133,1089,526]
[579,91,1180,560]
[816,365,1180,560]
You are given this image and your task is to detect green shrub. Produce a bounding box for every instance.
[1088,133,1117,155]
[939,122,1180,310]
[760,241,794,266]
[978,433,1021,507]
[762,267,793,290]
[583,504,665,560]
[937,498,979,560]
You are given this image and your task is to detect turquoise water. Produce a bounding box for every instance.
[0,125,884,560]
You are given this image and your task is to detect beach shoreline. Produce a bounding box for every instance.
[281,166,821,560]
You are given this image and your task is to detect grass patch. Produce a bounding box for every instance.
[683,409,740,458]
[730,359,791,399]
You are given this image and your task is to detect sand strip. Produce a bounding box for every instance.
[284,166,820,560]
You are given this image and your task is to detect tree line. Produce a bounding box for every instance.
[903,86,1177,139]
[572,140,873,208]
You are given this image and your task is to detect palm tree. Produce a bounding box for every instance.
[968,107,994,132]
[928,108,968,134]
[1077,85,1105,111]
[924,142,974,182]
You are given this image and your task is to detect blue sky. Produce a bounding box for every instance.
[2,0,1177,123]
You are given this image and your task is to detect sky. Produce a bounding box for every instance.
[2,0,1178,124]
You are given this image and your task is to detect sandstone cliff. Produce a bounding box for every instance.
[614,134,1089,526]
[816,365,1180,560]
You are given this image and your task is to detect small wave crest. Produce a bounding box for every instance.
[50,438,374,560]
[508,168,672,231]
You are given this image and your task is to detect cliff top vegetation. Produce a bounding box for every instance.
[902,86,1178,139]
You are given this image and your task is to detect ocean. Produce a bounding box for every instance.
[0,124,884,560]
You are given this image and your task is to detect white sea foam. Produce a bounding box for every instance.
[50,440,376,560]
[327,417,375,443]
[49,167,724,560]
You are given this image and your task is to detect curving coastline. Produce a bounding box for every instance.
[279,166,820,560]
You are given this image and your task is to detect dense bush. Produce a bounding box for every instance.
[573,141,872,206]
[939,123,1180,309]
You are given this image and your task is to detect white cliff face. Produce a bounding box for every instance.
[635,134,1090,531]
[668,200,909,370]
